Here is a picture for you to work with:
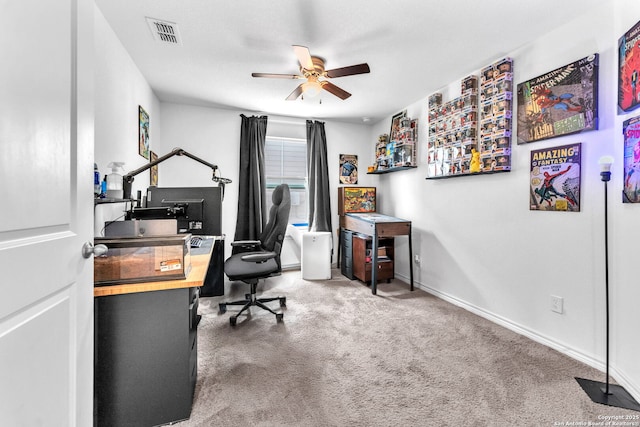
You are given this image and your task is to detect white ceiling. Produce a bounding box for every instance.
[95,0,606,125]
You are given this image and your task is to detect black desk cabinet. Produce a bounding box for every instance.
[94,287,199,426]
[340,229,355,280]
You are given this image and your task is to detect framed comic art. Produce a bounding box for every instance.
[139,105,150,159]
[623,115,640,202]
[339,154,358,184]
[530,143,581,212]
[389,110,406,143]
[150,150,158,186]
[517,54,598,144]
[618,20,640,113]
[337,187,376,215]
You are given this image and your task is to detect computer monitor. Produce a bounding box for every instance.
[144,186,222,236]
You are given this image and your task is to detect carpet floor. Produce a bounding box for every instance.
[174,269,639,427]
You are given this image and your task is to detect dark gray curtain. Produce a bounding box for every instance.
[234,114,268,244]
[306,120,332,232]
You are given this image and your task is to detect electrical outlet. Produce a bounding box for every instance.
[414,254,421,264]
[551,295,564,314]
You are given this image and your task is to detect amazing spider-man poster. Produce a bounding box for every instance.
[517,54,598,144]
[530,143,581,212]
[623,115,640,202]
[619,20,640,113]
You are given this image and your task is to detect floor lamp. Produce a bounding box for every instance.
[575,156,640,412]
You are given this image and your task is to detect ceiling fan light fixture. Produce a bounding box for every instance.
[302,80,322,98]
[253,46,368,101]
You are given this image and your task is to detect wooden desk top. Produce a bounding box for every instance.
[345,213,410,223]
[344,213,411,237]
[94,248,214,298]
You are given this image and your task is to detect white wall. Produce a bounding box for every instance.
[368,1,640,400]
[94,6,160,234]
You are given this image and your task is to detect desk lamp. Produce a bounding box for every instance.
[121,147,232,200]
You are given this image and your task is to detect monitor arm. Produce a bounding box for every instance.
[122,147,232,199]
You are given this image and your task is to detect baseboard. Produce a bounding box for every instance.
[612,366,640,403]
[395,272,640,403]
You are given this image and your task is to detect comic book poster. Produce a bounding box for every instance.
[618,20,640,113]
[623,115,640,202]
[517,54,598,144]
[530,143,581,212]
[339,154,358,184]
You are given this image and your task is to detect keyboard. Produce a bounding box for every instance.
[190,236,203,248]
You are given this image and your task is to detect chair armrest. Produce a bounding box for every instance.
[241,251,277,263]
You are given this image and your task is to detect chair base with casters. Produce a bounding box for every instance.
[218,280,286,326]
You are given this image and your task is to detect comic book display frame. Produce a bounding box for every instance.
[426,57,513,178]
[618,20,640,113]
[517,54,598,144]
[339,154,358,184]
[337,187,376,215]
[150,150,158,186]
[529,143,582,212]
[622,115,640,203]
[139,105,150,160]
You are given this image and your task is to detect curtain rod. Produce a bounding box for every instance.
[265,136,306,142]
[253,113,310,126]
[269,119,306,125]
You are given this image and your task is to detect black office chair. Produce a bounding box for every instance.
[219,183,291,326]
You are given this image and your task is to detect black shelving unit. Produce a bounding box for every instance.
[340,229,355,280]
[367,165,418,175]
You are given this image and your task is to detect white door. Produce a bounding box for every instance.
[0,0,94,425]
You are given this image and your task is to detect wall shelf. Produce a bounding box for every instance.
[95,198,134,205]
[425,169,510,180]
[367,165,418,175]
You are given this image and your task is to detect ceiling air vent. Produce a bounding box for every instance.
[146,17,182,45]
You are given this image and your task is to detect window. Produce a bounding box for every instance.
[265,136,307,225]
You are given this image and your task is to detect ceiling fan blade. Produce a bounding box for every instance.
[286,84,304,101]
[322,81,351,100]
[325,63,370,78]
[252,72,302,79]
[292,45,314,70]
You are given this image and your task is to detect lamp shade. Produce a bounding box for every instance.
[302,81,322,98]
[598,155,614,173]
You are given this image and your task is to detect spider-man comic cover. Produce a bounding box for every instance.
[517,55,598,144]
[619,20,640,113]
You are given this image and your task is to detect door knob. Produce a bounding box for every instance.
[82,241,108,258]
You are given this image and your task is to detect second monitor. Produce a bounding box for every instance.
[145,186,222,236]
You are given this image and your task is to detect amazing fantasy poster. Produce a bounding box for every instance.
[623,115,640,203]
[517,54,598,144]
[619,20,640,113]
[530,143,581,212]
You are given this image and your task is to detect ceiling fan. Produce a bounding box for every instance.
[251,45,370,101]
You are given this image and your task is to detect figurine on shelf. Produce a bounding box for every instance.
[470,148,481,173]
